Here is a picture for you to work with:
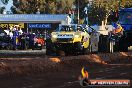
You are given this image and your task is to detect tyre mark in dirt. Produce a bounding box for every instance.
[55,81,79,88]
[97,65,122,73]
[120,72,127,76]
[94,64,132,79]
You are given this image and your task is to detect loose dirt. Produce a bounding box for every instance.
[0,52,131,88]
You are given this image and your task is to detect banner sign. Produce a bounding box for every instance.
[0,23,24,28]
[80,79,130,87]
[28,23,51,28]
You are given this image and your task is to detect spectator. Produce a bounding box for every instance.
[20,33,25,50]
[13,26,19,50]
[28,32,35,49]
[112,22,124,35]
[4,27,10,35]
[18,27,23,35]
[9,30,13,39]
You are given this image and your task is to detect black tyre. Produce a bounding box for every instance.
[46,46,56,56]
[6,44,13,50]
[46,39,56,56]
[118,36,128,52]
[6,45,11,50]
[38,46,42,50]
[82,48,89,54]
[13,46,17,50]
[76,42,83,51]
[119,43,128,52]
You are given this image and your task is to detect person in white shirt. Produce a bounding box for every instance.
[18,27,23,35]
[9,30,13,39]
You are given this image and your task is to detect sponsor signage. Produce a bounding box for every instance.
[88,79,130,86]
[80,79,130,87]
[28,23,51,28]
[0,23,24,28]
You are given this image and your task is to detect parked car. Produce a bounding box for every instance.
[0,30,13,50]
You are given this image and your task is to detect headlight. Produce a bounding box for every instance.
[52,35,57,38]
[74,35,79,38]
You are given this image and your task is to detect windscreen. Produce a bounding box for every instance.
[56,25,77,32]
[119,11,132,24]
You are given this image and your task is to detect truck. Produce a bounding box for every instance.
[46,24,90,55]
[97,8,132,53]
[118,8,132,51]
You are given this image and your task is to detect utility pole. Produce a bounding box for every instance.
[71,4,76,24]
[77,0,79,24]
[118,0,121,10]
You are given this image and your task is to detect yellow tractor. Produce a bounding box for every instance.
[47,24,90,55]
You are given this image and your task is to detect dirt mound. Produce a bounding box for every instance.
[97,52,132,64]
[0,57,60,76]
[0,52,131,76]
[0,52,131,88]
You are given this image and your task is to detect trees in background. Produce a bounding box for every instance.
[11,0,74,14]
[0,7,5,14]
[73,0,132,25]
[12,0,43,14]
[8,0,132,25]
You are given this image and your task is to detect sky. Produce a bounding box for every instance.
[0,0,13,12]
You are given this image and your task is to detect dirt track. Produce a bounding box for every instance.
[0,52,131,88]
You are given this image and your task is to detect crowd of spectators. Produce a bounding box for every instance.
[2,25,45,50]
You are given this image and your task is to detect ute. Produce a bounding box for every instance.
[48,24,90,55]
